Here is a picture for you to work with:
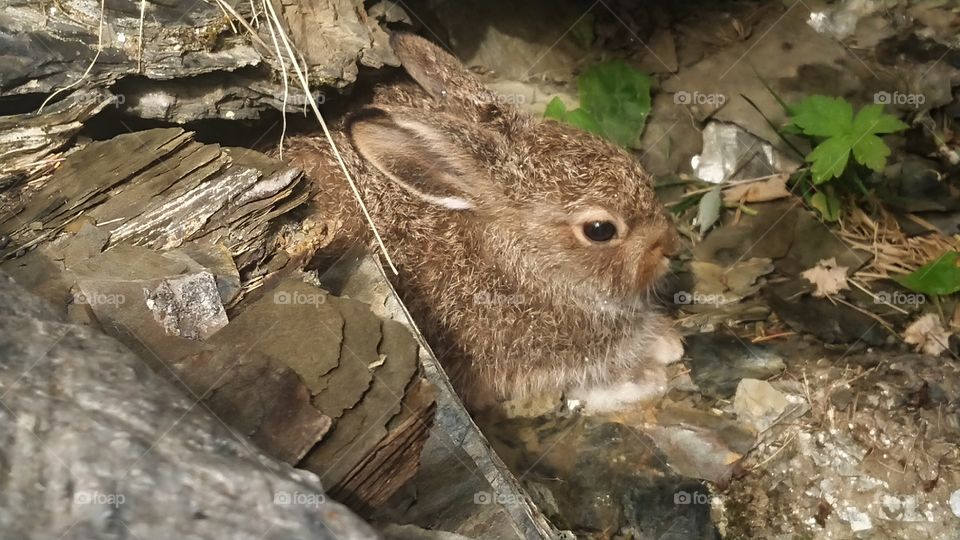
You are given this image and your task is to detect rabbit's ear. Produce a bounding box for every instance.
[390,32,494,110]
[349,108,481,210]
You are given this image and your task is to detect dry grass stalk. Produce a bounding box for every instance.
[839,205,958,281]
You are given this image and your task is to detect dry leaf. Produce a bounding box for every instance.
[722,174,791,204]
[903,313,953,356]
[801,257,849,297]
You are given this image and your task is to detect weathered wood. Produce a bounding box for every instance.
[0,0,399,123]
[0,128,311,280]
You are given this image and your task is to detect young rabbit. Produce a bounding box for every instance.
[283,33,683,413]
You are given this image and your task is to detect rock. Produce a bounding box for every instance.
[417,0,589,82]
[684,332,786,400]
[692,122,798,184]
[0,129,310,288]
[733,379,793,433]
[175,242,242,306]
[0,272,377,539]
[645,404,755,485]
[694,202,871,277]
[143,270,228,340]
[664,2,850,147]
[0,89,113,190]
[380,524,471,540]
[765,280,889,346]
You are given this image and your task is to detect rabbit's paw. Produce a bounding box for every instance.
[568,366,667,413]
[650,328,683,365]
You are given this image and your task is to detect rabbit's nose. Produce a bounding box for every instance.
[650,226,679,257]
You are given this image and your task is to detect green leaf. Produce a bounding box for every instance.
[896,251,960,296]
[544,96,568,119]
[576,61,651,147]
[543,97,603,135]
[807,135,852,183]
[563,108,603,135]
[808,190,841,221]
[788,95,908,185]
[790,96,853,138]
[697,187,722,235]
[851,134,890,172]
[852,104,909,135]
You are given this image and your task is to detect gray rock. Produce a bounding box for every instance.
[0,272,378,540]
[684,332,786,399]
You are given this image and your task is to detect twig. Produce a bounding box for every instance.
[847,278,909,315]
[213,0,271,51]
[137,0,146,73]
[751,331,796,343]
[261,0,288,159]
[260,0,399,274]
[749,433,798,472]
[831,296,897,335]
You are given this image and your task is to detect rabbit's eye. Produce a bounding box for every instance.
[583,220,617,243]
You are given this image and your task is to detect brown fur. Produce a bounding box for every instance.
[282,34,680,411]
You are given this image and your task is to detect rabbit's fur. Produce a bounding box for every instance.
[283,33,682,412]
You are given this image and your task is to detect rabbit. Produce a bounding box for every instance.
[282,33,683,413]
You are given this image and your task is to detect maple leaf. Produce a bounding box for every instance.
[801,258,849,297]
[903,313,953,356]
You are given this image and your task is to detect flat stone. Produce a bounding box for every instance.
[684,332,786,399]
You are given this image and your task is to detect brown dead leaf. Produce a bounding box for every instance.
[801,258,849,297]
[722,174,791,204]
[904,313,953,356]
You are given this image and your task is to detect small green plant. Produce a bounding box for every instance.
[544,60,652,148]
[745,88,910,222]
[785,95,908,221]
[787,96,908,184]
